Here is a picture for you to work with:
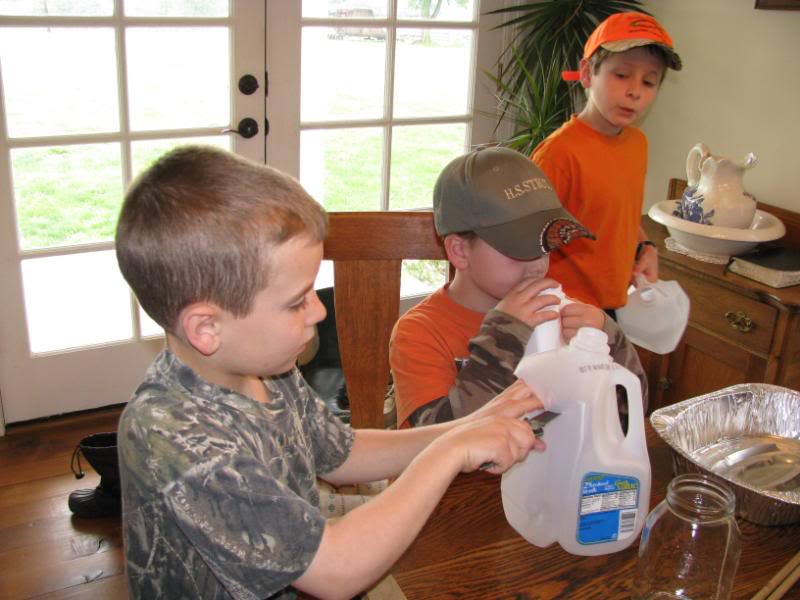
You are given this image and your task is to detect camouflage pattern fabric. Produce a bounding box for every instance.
[118,350,354,600]
[409,309,648,426]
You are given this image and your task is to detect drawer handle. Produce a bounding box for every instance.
[725,310,753,333]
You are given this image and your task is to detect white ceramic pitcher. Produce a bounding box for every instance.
[677,143,758,228]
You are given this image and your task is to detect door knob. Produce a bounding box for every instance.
[238,74,259,95]
[222,117,259,139]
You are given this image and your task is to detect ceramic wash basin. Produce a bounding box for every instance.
[648,200,785,258]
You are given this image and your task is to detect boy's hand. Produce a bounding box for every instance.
[496,276,561,329]
[467,378,543,422]
[438,414,545,475]
[632,243,659,284]
[559,302,605,340]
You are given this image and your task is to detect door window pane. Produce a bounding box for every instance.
[303,1,388,19]
[302,27,386,122]
[301,128,383,210]
[0,1,112,16]
[389,123,466,210]
[127,27,229,131]
[394,29,472,118]
[22,251,133,353]
[11,144,123,250]
[131,136,231,179]
[397,0,474,21]
[124,0,228,17]
[0,28,118,138]
[139,306,163,338]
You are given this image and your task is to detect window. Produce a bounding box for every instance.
[268,1,504,293]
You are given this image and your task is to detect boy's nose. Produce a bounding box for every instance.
[308,290,327,324]
[627,82,642,100]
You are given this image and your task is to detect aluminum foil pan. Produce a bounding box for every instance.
[650,383,800,526]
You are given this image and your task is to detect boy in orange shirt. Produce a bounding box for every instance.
[533,12,682,315]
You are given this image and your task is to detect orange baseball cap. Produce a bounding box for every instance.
[562,12,682,81]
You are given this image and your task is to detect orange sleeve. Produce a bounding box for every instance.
[390,313,458,429]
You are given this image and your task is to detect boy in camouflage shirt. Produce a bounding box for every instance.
[390,147,647,428]
[115,146,545,600]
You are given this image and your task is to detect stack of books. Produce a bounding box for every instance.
[728,247,800,288]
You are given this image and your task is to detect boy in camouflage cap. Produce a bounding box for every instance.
[115,145,545,600]
[390,146,647,428]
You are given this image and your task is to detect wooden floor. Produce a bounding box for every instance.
[0,406,128,599]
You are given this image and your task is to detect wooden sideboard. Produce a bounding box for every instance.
[639,205,800,413]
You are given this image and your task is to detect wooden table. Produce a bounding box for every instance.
[390,425,800,599]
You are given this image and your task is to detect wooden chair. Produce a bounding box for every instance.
[668,177,688,200]
[323,211,447,428]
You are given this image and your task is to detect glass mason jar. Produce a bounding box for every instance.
[632,473,741,600]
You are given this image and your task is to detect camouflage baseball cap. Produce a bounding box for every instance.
[433,146,594,260]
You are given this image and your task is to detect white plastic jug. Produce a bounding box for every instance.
[524,285,573,355]
[616,276,690,355]
[502,327,651,556]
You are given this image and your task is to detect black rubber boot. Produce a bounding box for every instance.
[68,432,121,518]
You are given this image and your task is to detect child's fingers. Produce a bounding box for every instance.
[501,277,560,307]
[560,303,605,330]
[489,382,543,417]
[493,418,542,470]
[527,308,559,328]
[503,379,539,403]
[509,276,559,296]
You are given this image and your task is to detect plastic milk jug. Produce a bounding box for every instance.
[524,285,572,355]
[501,327,651,556]
[616,275,690,355]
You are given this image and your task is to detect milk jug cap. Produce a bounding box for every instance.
[568,327,609,353]
[638,287,656,303]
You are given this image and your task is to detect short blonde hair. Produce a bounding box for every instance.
[116,145,327,332]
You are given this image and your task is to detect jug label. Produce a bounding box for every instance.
[576,472,640,545]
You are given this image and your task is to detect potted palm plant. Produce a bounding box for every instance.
[487,0,648,155]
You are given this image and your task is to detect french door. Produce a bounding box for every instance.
[0,0,505,429]
[0,1,266,427]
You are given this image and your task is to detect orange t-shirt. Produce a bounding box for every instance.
[389,286,484,428]
[532,115,647,309]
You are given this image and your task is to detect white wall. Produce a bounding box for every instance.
[640,0,800,212]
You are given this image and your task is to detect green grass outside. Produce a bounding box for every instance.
[15,124,466,249]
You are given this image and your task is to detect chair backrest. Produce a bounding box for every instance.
[668,178,688,199]
[323,211,447,428]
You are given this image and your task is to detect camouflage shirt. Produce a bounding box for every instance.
[407,308,648,426]
[118,350,354,600]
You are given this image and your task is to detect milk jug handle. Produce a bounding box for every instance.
[634,274,652,290]
[611,367,646,452]
[634,274,666,299]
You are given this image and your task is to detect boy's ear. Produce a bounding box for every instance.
[578,58,593,89]
[178,301,223,356]
[444,234,471,271]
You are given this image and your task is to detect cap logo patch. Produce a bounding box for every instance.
[503,177,552,201]
[541,218,592,252]
[628,17,668,38]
